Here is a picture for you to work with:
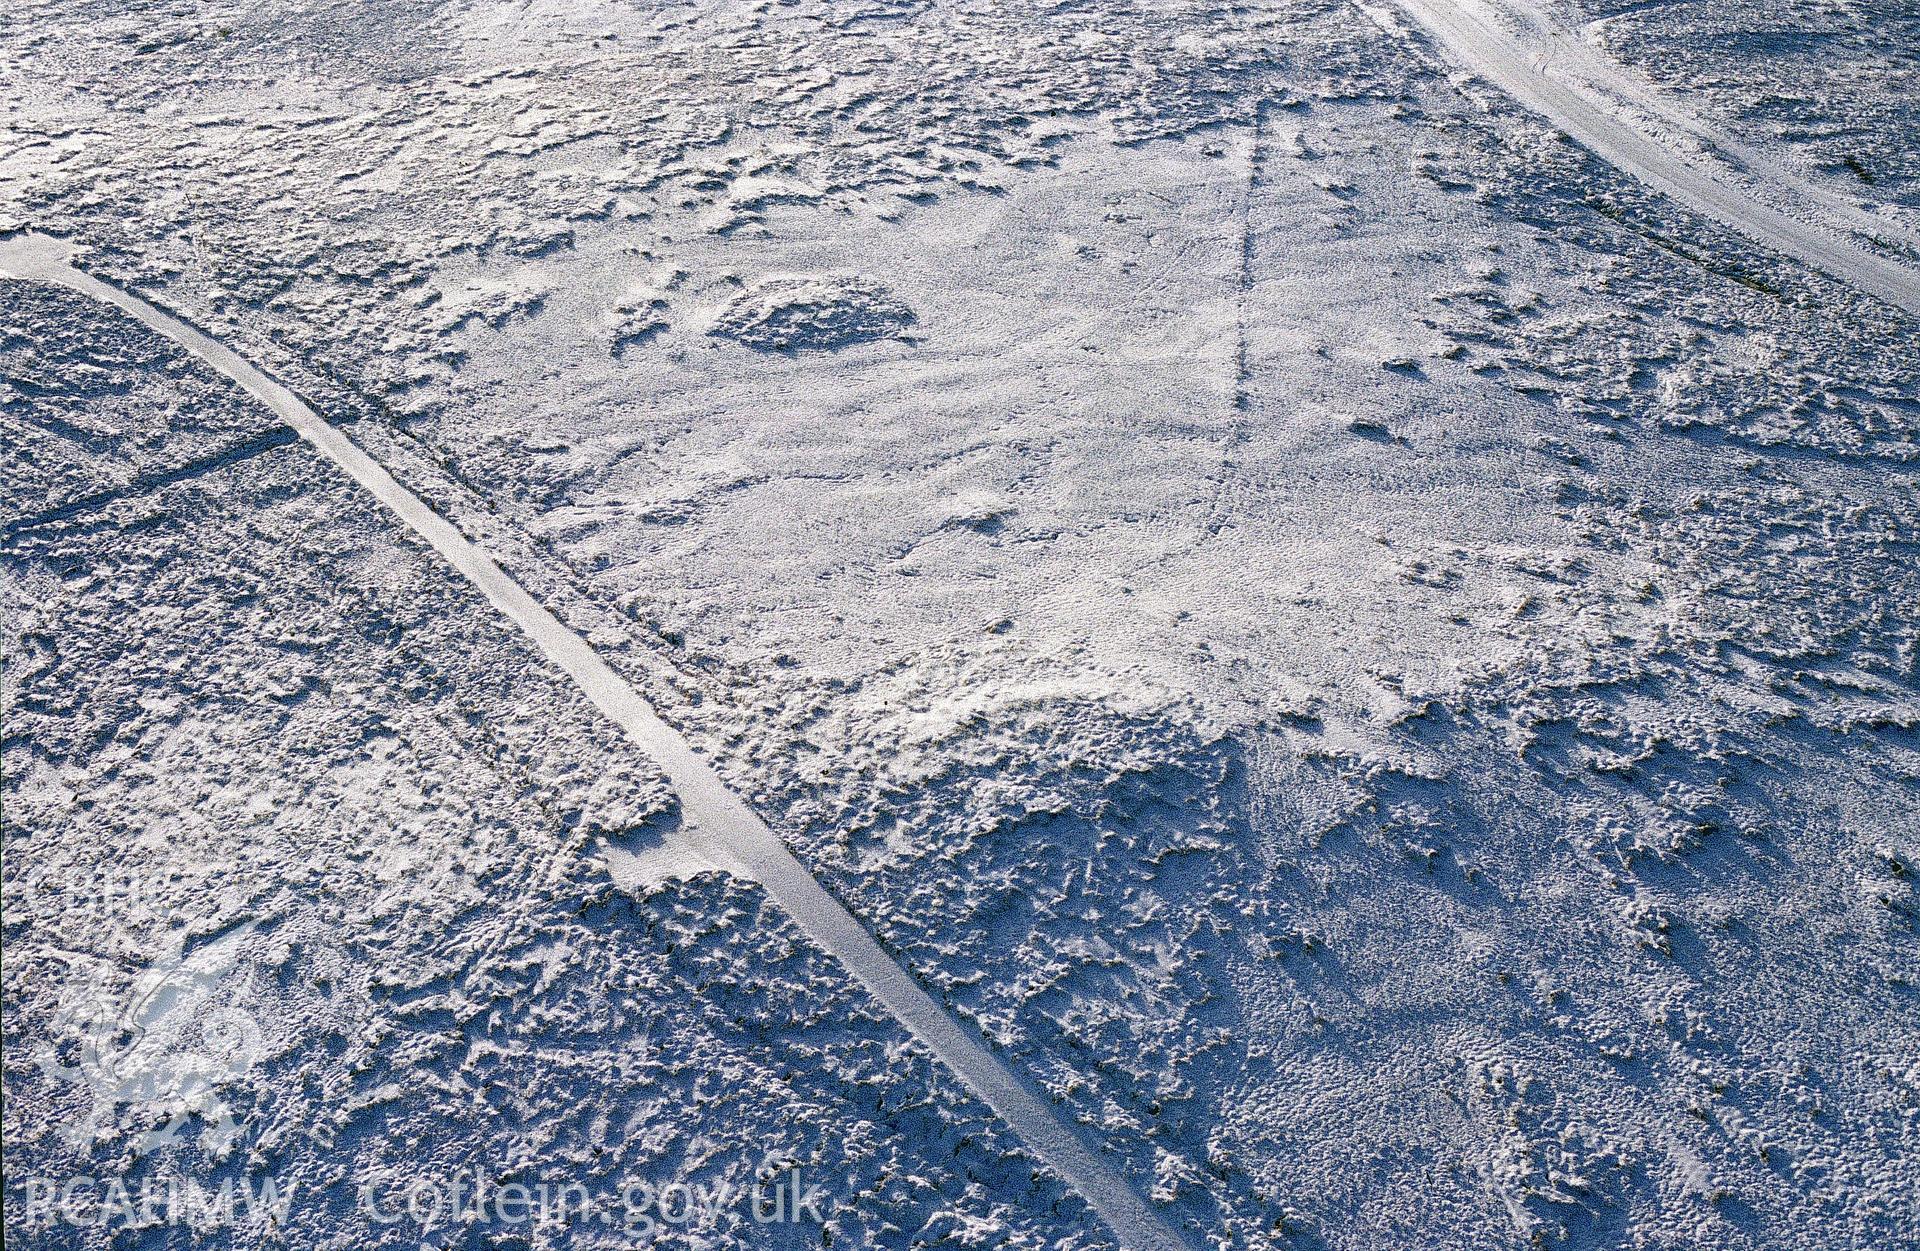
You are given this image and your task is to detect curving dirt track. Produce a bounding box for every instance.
[0,231,1193,1251]
[1384,0,1920,316]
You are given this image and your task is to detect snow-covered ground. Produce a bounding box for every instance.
[1560,0,1920,215]
[4,2,1917,1249]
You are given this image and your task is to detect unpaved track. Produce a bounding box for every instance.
[0,234,1191,1251]
[1528,0,1920,258]
[1385,0,1920,317]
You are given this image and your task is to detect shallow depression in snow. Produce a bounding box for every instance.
[707,274,917,353]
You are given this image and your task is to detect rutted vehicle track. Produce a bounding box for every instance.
[1380,0,1920,317]
[1531,0,1920,259]
[0,233,1193,1251]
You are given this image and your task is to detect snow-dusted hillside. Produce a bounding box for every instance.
[4,2,1917,1250]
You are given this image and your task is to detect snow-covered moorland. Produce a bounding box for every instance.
[3,1,1917,1249]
